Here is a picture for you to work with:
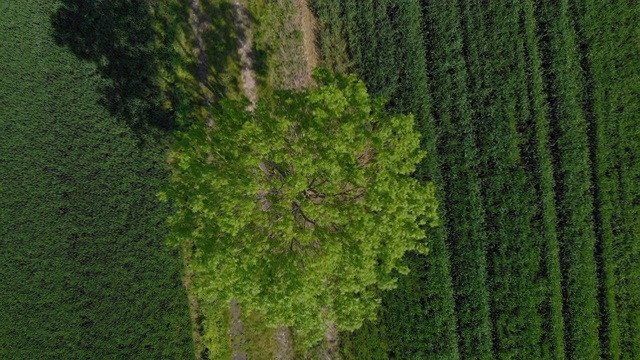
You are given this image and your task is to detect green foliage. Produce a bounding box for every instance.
[536,0,602,357]
[523,1,566,357]
[162,69,438,346]
[425,1,494,357]
[572,1,640,358]
[0,1,193,358]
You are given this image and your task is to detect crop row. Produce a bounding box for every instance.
[422,0,494,358]
[461,0,550,357]
[309,0,636,358]
[536,0,602,357]
[571,0,640,358]
[381,1,460,358]
[522,0,567,357]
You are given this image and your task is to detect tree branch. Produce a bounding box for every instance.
[292,201,317,227]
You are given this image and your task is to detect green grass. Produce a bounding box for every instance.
[0,1,193,358]
[523,1,566,357]
[572,1,640,358]
[249,0,310,92]
[536,0,602,357]
[459,0,548,357]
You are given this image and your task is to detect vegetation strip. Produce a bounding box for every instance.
[425,0,495,358]
[572,0,640,358]
[460,0,548,357]
[382,1,460,358]
[522,1,567,357]
[536,0,602,357]
[0,1,193,358]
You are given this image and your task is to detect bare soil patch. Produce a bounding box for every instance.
[233,0,258,108]
[295,0,319,77]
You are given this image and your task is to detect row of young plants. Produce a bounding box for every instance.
[571,0,640,358]
[422,0,493,358]
[460,0,550,357]
[535,1,602,358]
[309,0,636,358]
[381,1,460,358]
[341,0,398,100]
[522,0,567,357]
[603,2,640,356]
[570,1,621,358]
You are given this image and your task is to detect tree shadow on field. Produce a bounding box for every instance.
[51,0,176,133]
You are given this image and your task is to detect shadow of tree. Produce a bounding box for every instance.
[51,0,178,132]
[51,0,264,134]
[195,0,261,103]
[192,0,243,102]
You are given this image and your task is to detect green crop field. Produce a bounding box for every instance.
[2,0,638,358]
[0,1,193,358]
[310,0,639,358]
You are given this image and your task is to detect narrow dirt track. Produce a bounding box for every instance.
[296,0,318,82]
[233,0,258,108]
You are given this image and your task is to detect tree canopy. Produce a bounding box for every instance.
[160,69,438,344]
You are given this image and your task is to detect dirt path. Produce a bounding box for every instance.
[295,0,319,82]
[322,321,340,359]
[181,242,207,360]
[189,0,211,94]
[274,325,294,360]
[187,0,257,358]
[233,0,258,109]
[229,299,248,360]
[227,1,257,359]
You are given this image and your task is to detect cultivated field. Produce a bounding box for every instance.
[1,0,637,359]
[0,1,193,358]
[310,0,639,358]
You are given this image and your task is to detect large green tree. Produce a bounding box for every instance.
[161,70,437,344]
